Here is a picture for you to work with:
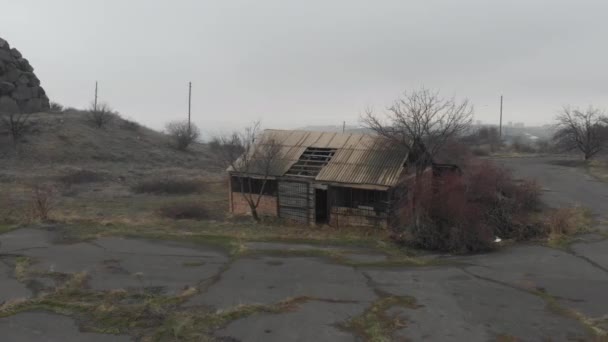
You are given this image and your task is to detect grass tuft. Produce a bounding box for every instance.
[544,207,596,249]
[340,291,420,342]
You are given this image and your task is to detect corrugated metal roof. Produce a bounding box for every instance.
[233,130,408,188]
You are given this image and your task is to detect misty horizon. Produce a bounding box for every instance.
[2,0,607,134]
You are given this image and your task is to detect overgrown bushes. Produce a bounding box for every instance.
[396,159,543,253]
[165,120,200,151]
[88,103,117,129]
[132,177,206,195]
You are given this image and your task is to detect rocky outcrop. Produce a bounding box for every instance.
[0,37,50,114]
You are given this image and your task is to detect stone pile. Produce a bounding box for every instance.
[0,36,50,114]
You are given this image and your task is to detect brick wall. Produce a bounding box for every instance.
[329,207,388,229]
[231,192,278,217]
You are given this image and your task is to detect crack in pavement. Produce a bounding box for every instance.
[564,249,608,276]
[2,246,49,253]
[460,266,606,337]
[85,240,220,259]
[196,258,237,297]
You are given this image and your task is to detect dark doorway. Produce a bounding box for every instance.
[315,189,329,224]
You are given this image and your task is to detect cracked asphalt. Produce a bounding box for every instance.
[1,156,607,341]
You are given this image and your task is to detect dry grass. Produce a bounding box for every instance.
[58,169,105,185]
[158,201,213,220]
[340,291,420,342]
[543,207,595,248]
[589,159,608,183]
[131,177,207,195]
[26,183,56,222]
[0,112,210,165]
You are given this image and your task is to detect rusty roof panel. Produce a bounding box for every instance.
[233,130,408,187]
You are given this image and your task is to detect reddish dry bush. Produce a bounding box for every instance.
[397,159,542,253]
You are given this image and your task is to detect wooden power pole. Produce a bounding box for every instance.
[499,95,503,138]
[94,81,98,111]
[188,82,192,133]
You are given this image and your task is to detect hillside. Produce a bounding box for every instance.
[0,110,227,227]
[0,111,213,169]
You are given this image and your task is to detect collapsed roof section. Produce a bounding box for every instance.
[229,130,409,188]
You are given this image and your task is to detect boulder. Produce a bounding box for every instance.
[17,58,33,72]
[21,98,43,113]
[0,49,13,62]
[40,95,50,109]
[0,37,49,113]
[6,67,21,83]
[0,81,16,95]
[10,48,22,59]
[0,95,19,113]
[11,85,34,101]
[28,75,40,87]
[17,73,30,86]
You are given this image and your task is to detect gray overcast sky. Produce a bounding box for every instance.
[2,0,607,133]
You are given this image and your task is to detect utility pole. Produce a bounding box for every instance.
[94,81,98,111]
[188,82,192,133]
[342,121,345,133]
[499,95,503,138]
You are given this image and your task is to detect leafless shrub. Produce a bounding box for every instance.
[49,102,64,113]
[165,120,200,151]
[510,136,536,153]
[463,126,502,151]
[210,121,282,222]
[29,184,55,222]
[0,98,33,146]
[553,106,608,160]
[471,146,490,156]
[88,102,117,129]
[132,177,206,194]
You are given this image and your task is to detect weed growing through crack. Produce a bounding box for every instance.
[14,256,32,282]
[340,290,421,342]
[532,287,608,338]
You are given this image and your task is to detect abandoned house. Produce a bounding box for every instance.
[228,130,460,227]
[228,129,428,228]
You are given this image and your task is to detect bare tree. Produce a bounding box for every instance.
[49,102,64,113]
[210,122,282,222]
[362,87,473,230]
[553,106,608,160]
[88,102,116,128]
[0,97,33,146]
[165,120,201,151]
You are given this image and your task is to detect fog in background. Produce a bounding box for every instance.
[2,0,607,135]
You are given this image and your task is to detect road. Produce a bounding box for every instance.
[494,156,608,224]
[1,156,607,341]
